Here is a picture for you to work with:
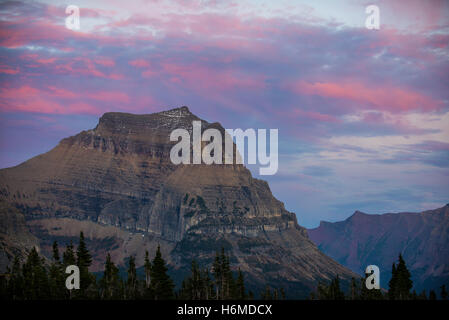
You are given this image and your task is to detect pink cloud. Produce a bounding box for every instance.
[98,12,287,56]
[0,94,99,115]
[290,80,442,113]
[94,57,115,67]
[129,59,150,68]
[0,86,40,99]
[0,64,19,74]
[377,0,449,32]
[50,57,124,80]
[86,91,129,103]
[293,109,340,123]
[0,85,129,115]
[0,20,79,48]
[36,57,57,65]
[160,62,266,91]
[0,18,130,50]
[129,59,156,78]
[46,86,78,99]
[65,102,101,115]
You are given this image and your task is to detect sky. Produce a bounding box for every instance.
[0,0,448,228]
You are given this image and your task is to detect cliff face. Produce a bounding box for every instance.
[0,106,357,297]
[308,205,449,292]
[0,200,39,272]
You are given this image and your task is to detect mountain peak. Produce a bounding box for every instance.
[95,106,202,135]
[98,106,194,123]
[161,105,191,115]
[350,210,368,220]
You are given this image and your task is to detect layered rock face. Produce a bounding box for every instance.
[0,107,357,297]
[0,200,39,272]
[0,107,294,241]
[308,205,449,292]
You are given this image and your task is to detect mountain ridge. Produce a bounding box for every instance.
[308,204,449,292]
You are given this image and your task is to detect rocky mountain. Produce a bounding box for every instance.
[308,205,449,292]
[0,106,357,297]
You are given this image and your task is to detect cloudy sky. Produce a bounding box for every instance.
[0,0,448,227]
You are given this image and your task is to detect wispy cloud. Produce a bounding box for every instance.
[1,0,448,226]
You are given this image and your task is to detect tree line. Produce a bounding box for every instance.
[0,231,264,300]
[1,232,447,300]
[311,254,448,300]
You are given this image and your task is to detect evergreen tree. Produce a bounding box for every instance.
[52,241,60,263]
[179,260,211,300]
[350,277,358,300]
[190,260,200,299]
[388,254,413,300]
[235,269,246,299]
[273,288,279,300]
[440,285,447,300]
[192,260,203,299]
[8,256,24,299]
[76,232,92,268]
[150,245,174,300]
[22,247,49,299]
[395,254,412,300]
[203,268,214,300]
[76,231,93,296]
[315,276,347,300]
[212,247,238,299]
[429,290,437,300]
[49,241,65,299]
[261,285,273,300]
[63,241,76,266]
[222,253,235,299]
[279,288,286,300]
[388,263,397,300]
[418,290,427,300]
[212,251,222,299]
[316,281,328,300]
[144,250,151,288]
[126,256,138,299]
[179,279,189,299]
[328,276,345,300]
[142,250,154,299]
[99,253,122,299]
[0,271,6,298]
[179,256,248,300]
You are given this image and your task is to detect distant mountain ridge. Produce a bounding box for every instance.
[308,204,449,292]
[0,106,357,298]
